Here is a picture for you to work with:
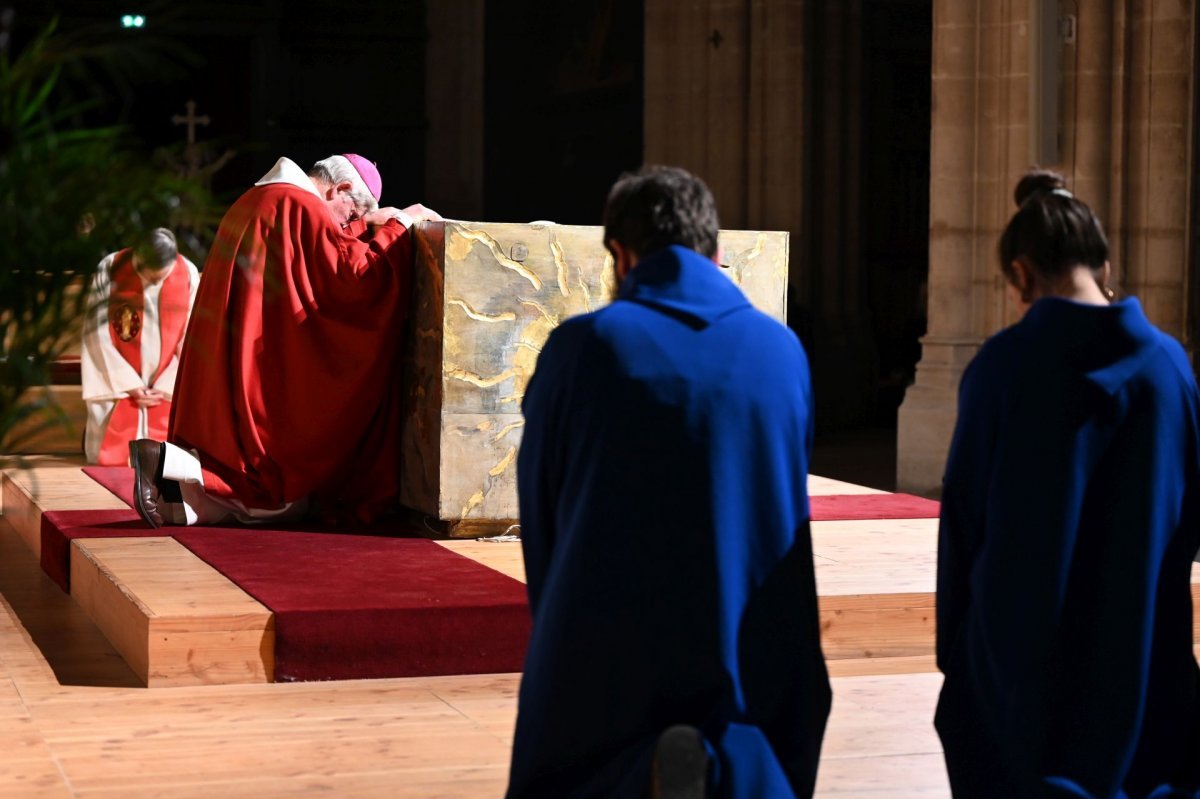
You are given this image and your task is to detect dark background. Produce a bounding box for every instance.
[6,1,430,202]
[6,0,932,477]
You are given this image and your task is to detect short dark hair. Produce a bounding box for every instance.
[132,227,178,270]
[998,169,1109,285]
[603,165,720,259]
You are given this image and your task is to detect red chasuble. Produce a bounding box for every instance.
[168,183,413,523]
[97,250,191,465]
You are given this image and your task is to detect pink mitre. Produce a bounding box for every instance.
[342,153,382,201]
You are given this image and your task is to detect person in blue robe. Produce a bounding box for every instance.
[936,170,1200,798]
[506,166,831,799]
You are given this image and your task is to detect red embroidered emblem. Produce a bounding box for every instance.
[113,304,142,342]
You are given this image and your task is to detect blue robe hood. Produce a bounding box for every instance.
[936,294,1200,798]
[507,244,830,798]
[617,244,752,328]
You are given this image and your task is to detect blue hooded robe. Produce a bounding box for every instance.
[937,296,1200,798]
[506,245,831,798]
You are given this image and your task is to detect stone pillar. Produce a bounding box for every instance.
[897,0,1196,495]
[644,0,880,427]
[898,0,1035,495]
[1060,0,1191,337]
[802,1,878,428]
[1104,1,1192,339]
[644,0,806,232]
[423,0,485,219]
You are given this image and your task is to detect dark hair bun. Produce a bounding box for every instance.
[1014,169,1067,207]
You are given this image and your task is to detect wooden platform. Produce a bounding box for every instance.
[0,464,1194,796]
[0,510,951,797]
[5,464,1199,689]
[71,537,274,687]
[2,465,938,686]
[1,459,128,558]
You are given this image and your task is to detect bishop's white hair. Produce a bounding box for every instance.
[308,155,379,213]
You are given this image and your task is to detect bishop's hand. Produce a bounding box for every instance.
[362,204,444,229]
[401,203,443,224]
[361,207,407,227]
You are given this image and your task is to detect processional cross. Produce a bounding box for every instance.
[171,99,212,177]
[171,100,210,146]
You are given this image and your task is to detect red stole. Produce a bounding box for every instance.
[97,250,191,465]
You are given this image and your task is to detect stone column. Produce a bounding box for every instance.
[1105,0,1191,339]
[644,0,805,231]
[1060,0,1191,337]
[802,1,878,427]
[897,0,1035,495]
[645,0,881,426]
[424,0,485,219]
[897,0,1196,495]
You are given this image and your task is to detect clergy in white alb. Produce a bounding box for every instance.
[80,227,199,465]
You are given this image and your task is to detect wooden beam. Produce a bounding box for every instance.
[70,537,274,687]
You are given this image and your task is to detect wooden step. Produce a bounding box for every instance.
[70,536,274,687]
[6,465,1198,687]
[1,463,127,558]
[3,464,275,688]
[813,518,937,661]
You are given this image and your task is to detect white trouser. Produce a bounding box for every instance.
[161,442,308,526]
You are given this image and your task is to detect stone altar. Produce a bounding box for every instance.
[399,221,789,536]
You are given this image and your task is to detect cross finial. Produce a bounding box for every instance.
[171,100,210,146]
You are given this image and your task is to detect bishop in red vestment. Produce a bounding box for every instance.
[130,154,439,526]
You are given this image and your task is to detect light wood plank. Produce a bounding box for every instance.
[817,672,949,796]
[0,524,140,694]
[0,761,73,799]
[827,655,938,677]
[72,768,510,799]
[70,538,273,687]
[0,464,128,561]
[812,519,939,596]
[0,679,71,799]
[49,726,511,792]
[809,475,890,496]
[2,470,1194,799]
[436,540,526,583]
[820,593,936,660]
[815,753,950,797]
[2,465,127,513]
[1,473,43,558]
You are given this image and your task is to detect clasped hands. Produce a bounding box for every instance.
[128,387,165,408]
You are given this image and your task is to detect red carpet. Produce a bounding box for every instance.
[40,508,148,591]
[39,510,530,680]
[810,492,940,520]
[175,529,530,681]
[53,469,937,681]
[47,472,532,680]
[82,466,134,506]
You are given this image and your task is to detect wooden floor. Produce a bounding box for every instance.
[0,512,952,798]
[0,459,959,797]
[3,463,945,685]
[5,462,1197,797]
